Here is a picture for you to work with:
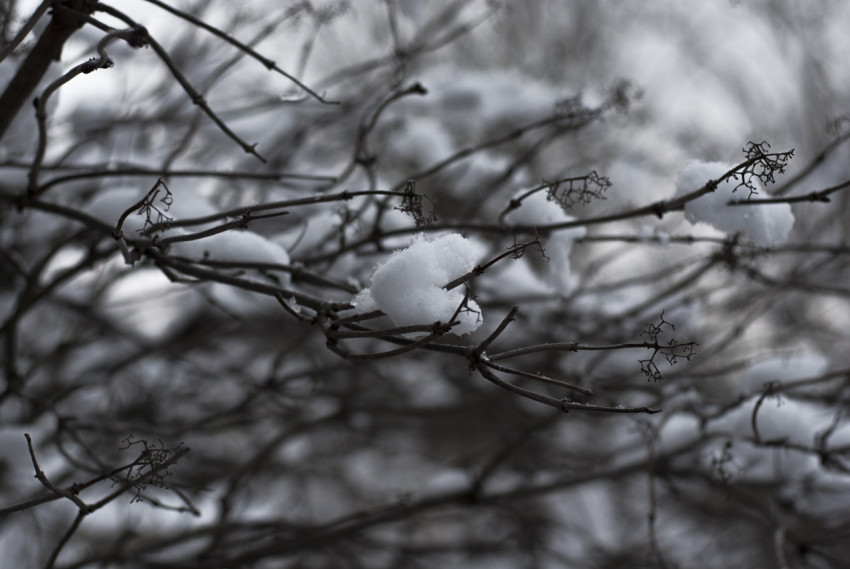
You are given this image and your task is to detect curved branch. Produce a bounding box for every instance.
[141,0,337,105]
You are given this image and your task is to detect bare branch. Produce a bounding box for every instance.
[141,0,337,105]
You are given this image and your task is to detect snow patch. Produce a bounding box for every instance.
[353,233,483,335]
[505,189,586,293]
[172,230,291,268]
[675,160,794,245]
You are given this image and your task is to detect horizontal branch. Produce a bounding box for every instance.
[29,165,336,193]
[727,178,850,205]
[304,151,795,263]
[482,359,594,396]
[488,341,682,361]
[147,190,408,231]
[476,365,659,414]
[147,250,345,313]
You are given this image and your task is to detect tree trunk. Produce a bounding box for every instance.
[0,0,93,141]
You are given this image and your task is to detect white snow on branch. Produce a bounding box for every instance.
[505,189,586,293]
[353,233,483,336]
[675,160,794,245]
[172,230,291,267]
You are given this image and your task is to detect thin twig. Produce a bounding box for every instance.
[33,165,336,193]
[145,189,407,232]
[25,433,91,512]
[728,179,850,205]
[28,26,149,193]
[303,151,795,263]
[483,359,594,396]
[154,211,289,246]
[475,365,658,414]
[94,4,267,162]
[0,0,50,63]
[44,510,86,569]
[141,0,337,104]
[489,341,673,361]
[475,306,518,353]
[326,328,451,360]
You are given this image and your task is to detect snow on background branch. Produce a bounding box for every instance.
[1,1,849,567]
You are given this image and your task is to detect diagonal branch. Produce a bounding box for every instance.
[141,0,337,105]
[0,0,93,141]
[95,3,268,163]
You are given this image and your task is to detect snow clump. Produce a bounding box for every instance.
[675,160,794,245]
[172,231,291,267]
[352,233,482,336]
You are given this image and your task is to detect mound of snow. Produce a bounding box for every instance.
[353,233,482,335]
[172,230,291,267]
[675,160,794,245]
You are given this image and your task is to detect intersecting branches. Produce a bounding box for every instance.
[118,435,193,509]
[0,0,90,140]
[337,81,430,187]
[114,178,173,237]
[638,312,698,381]
[396,179,437,228]
[13,433,193,569]
[306,143,797,264]
[321,286,476,361]
[443,237,545,291]
[95,3,268,163]
[734,141,795,197]
[546,170,611,208]
[499,172,611,223]
[270,286,662,414]
[1,2,848,567]
[326,302,663,414]
[7,174,686,418]
[0,0,51,64]
[728,178,850,206]
[27,25,151,195]
[140,0,337,105]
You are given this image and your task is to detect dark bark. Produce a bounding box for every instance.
[0,0,93,141]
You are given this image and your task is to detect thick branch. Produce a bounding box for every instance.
[0,0,93,141]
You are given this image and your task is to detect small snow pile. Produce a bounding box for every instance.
[89,188,291,284]
[675,160,794,245]
[172,230,293,311]
[352,233,482,336]
[505,190,586,293]
[172,231,291,267]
